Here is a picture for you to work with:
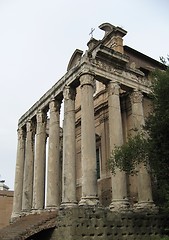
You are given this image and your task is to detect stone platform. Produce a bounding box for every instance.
[0,207,168,240]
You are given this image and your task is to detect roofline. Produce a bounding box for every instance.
[124,45,166,70]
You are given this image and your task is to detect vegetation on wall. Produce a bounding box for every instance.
[108,57,169,208]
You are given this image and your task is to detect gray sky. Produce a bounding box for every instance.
[0,0,169,190]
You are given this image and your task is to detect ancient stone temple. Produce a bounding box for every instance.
[0,23,168,240]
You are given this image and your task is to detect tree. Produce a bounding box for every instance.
[108,60,169,208]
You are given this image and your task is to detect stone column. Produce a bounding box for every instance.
[12,127,25,219]
[130,89,154,210]
[22,120,35,212]
[79,72,99,206]
[33,109,47,210]
[61,86,77,207]
[108,81,129,211]
[46,98,61,208]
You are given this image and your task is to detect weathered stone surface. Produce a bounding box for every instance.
[130,89,154,209]
[12,128,25,218]
[1,208,167,240]
[46,99,61,208]
[50,208,169,240]
[79,73,99,206]
[33,110,47,210]
[108,81,129,211]
[0,211,58,240]
[10,22,167,239]
[22,120,35,212]
[61,86,77,207]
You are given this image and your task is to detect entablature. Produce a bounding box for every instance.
[18,56,151,128]
[91,44,129,66]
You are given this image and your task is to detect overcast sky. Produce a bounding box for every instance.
[0,0,169,190]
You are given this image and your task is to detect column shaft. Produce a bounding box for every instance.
[108,81,129,210]
[79,73,99,206]
[61,86,77,207]
[46,99,61,208]
[33,110,47,210]
[130,90,154,209]
[22,120,34,211]
[12,127,25,218]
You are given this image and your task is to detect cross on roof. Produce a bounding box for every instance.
[89,28,95,38]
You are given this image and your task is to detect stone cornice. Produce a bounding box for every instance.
[18,64,82,127]
[95,44,129,64]
[18,52,151,128]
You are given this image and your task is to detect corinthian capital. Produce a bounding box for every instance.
[49,98,61,113]
[108,81,120,96]
[63,85,76,101]
[17,127,25,141]
[80,72,95,87]
[36,110,47,123]
[26,120,33,132]
[130,90,143,104]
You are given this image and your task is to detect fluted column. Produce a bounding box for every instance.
[130,89,154,210]
[108,81,129,211]
[79,72,99,206]
[12,127,25,219]
[61,86,77,207]
[46,98,61,208]
[22,120,35,212]
[33,109,47,210]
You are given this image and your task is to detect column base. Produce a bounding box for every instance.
[79,196,99,207]
[31,208,45,214]
[109,199,130,212]
[10,212,23,223]
[46,206,59,211]
[11,212,20,219]
[11,209,32,221]
[60,201,78,209]
[134,201,158,213]
[21,208,32,215]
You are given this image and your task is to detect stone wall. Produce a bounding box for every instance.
[1,207,168,239]
[48,208,168,240]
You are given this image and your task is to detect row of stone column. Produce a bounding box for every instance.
[12,72,154,219]
[108,83,154,210]
[12,101,60,218]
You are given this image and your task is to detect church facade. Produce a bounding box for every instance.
[6,23,167,239]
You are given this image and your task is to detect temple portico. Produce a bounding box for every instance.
[12,23,161,220]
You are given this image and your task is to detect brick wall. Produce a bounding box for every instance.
[0,190,13,229]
